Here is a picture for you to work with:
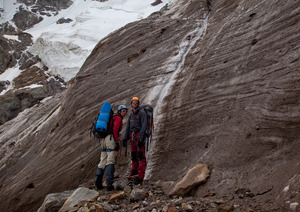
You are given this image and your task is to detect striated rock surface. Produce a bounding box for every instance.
[0,0,299,211]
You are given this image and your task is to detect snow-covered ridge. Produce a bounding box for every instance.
[0,0,172,87]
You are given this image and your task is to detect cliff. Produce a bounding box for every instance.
[0,0,299,211]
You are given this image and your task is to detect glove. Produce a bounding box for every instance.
[138,138,144,147]
[114,142,120,151]
[122,139,127,148]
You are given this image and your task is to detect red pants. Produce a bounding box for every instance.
[130,132,146,179]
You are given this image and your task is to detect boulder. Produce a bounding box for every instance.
[130,188,146,202]
[56,17,73,24]
[151,0,163,6]
[169,164,210,197]
[60,187,99,211]
[37,190,74,212]
[0,80,9,93]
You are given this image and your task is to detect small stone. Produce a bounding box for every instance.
[97,195,108,202]
[98,203,112,212]
[210,202,218,208]
[130,188,146,202]
[124,185,132,194]
[235,188,254,198]
[108,191,124,202]
[181,203,193,211]
[132,204,140,210]
[96,204,108,212]
[154,190,164,195]
[162,206,169,212]
[66,207,80,212]
[204,192,215,197]
[168,206,177,212]
[218,203,234,212]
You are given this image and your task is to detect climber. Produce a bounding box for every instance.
[122,97,148,184]
[94,105,128,191]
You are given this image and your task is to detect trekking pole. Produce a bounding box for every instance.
[124,139,128,157]
[115,151,118,164]
[146,137,149,152]
[119,141,122,157]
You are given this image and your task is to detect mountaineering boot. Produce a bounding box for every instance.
[131,175,143,185]
[105,164,115,191]
[127,170,138,179]
[95,168,104,190]
[106,183,114,191]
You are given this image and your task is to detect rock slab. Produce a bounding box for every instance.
[60,187,99,211]
[169,164,210,196]
[37,190,74,212]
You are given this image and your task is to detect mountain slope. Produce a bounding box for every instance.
[0,0,299,211]
[0,0,170,125]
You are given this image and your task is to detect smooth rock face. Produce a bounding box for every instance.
[169,164,210,196]
[0,0,299,211]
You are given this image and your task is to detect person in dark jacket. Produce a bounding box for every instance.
[122,97,147,183]
[94,105,128,191]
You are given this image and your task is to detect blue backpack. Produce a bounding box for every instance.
[90,102,114,139]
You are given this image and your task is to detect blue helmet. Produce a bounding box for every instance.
[118,105,128,111]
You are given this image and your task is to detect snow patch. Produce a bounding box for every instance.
[155,16,208,116]
[0,0,21,24]
[290,202,299,211]
[22,84,43,89]
[0,65,22,95]
[3,35,20,42]
[282,185,289,192]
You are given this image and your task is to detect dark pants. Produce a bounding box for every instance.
[130,132,146,180]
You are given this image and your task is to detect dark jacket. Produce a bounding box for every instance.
[123,107,147,141]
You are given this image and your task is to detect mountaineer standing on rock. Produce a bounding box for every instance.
[94,105,128,191]
[122,97,148,183]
